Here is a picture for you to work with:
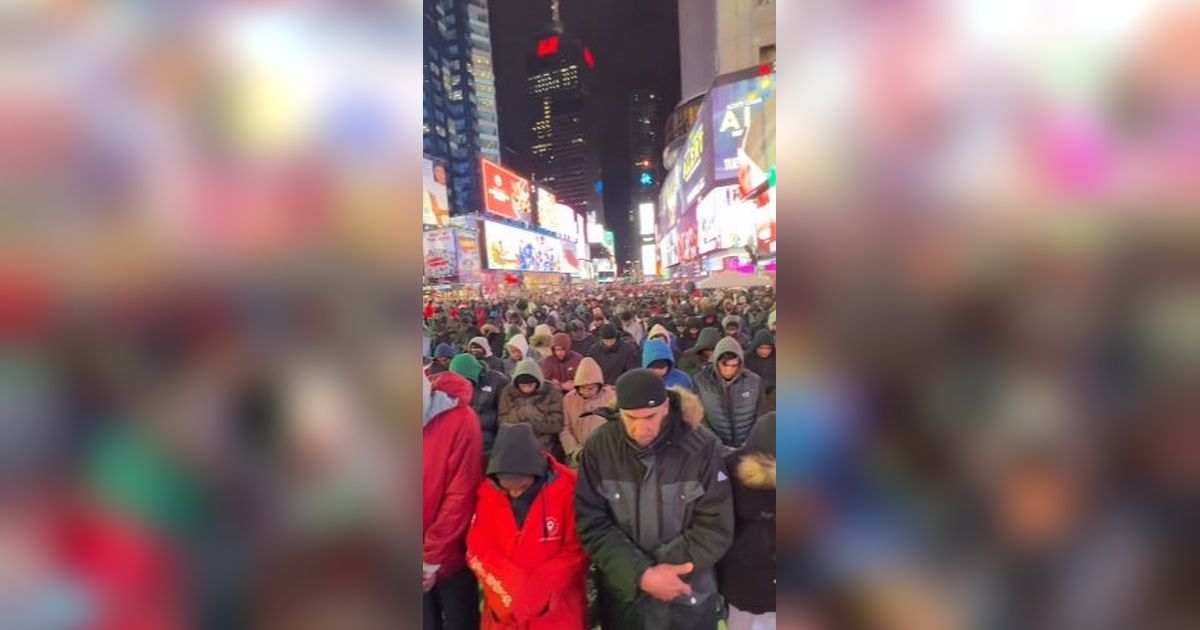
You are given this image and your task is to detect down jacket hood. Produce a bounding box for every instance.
[530,324,555,349]
[506,333,529,358]
[574,356,605,387]
[647,323,671,341]
[468,336,494,357]
[511,358,545,388]
[642,339,676,369]
[486,422,547,479]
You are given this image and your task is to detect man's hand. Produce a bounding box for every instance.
[422,571,436,593]
[638,562,694,602]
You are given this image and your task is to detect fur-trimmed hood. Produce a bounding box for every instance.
[737,453,776,489]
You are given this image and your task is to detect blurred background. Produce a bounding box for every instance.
[2,1,423,628]
[1,0,1198,628]
[775,0,1199,628]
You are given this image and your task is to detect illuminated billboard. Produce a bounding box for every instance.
[710,68,776,189]
[536,187,569,235]
[680,98,710,211]
[482,219,564,273]
[456,230,481,283]
[638,202,655,236]
[641,243,656,276]
[423,228,457,279]
[423,158,450,226]
[658,166,682,237]
[481,159,532,223]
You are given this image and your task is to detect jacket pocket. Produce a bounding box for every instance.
[660,480,705,540]
[598,480,638,533]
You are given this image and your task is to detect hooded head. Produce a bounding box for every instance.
[751,329,775,358]
[568,319,587,338]
[722,315,743,332]
[530,324,555,351]
[738,412,776,489]
[550,332,573,359]
[512,358,545,395]
[647,323,672,344]
[468,336,493,358]
[642,338,676,376]
[424,371,473,426]
[434,343,456,361]
[487,423,548,481]
[573,357,606,388]
[693,327,722,354]
[713,336,745,380]
[768,310,776,331]
[506,334,529,361]
[449,353,484,384]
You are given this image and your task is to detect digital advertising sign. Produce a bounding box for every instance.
[423,228,457,279]
[423,158,449,227]
[481,159,532,223]
[482,219,564,273]
[710,68,776,189]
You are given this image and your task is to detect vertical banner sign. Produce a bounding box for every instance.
[423,229,458,280]
[456,230,481,283]
[423,158,450,226]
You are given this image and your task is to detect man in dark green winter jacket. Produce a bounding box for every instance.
[575,369,734,629]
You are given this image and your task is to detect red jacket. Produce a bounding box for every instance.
[539,333,583,388]
[423,371,484,581]
[467,455,588,629]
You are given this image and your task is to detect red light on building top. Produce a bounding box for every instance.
[584,47,595,68]
[757,63,773,75]
[537,36,560,57]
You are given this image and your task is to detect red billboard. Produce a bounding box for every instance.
[481,159,532,223]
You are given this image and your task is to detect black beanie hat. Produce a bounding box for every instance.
[599,324,618,340]
[616,368,668,410]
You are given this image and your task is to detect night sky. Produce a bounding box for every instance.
[488,0,681,266]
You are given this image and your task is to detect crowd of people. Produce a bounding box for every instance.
[422,284,778,629]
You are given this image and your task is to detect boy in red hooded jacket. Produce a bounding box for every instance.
[423,372,484,629]
[467,423,587,629]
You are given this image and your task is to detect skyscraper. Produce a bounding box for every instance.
[527,0,604,224]
[423,0,500,216]
[627,91,665,265]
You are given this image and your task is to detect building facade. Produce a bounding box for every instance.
[627,91,665,268]
[423,0,500,216]
[526,7,604,226]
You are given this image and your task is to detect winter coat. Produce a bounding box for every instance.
[679,327,722,377]
[423,372,484,581]
[716,417,776,614]
[743,330,776,397]
[559,358,616,459]
[694,338,769,449]
[470,335,507,374]
[570,332,598,358]
[498,360,566,460]
[642,338,695,392]
[575,387,734,630]
[587,338,640,386]
[472,369,510,456]
[467,454,588,629]
[539,333,584,390]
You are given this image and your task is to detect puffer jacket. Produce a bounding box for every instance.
[498,360,565,460]
[642,338,695,392]
[470,335,507,375]
[575,387,734,630]
[694,338,769,449]
[716,414,776,615]
[468,453,588,629]
[472,368,510,456]
[423,372,484,582]
[539,333,583,390]
[742,329,776,397]
[559,357,616,459]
